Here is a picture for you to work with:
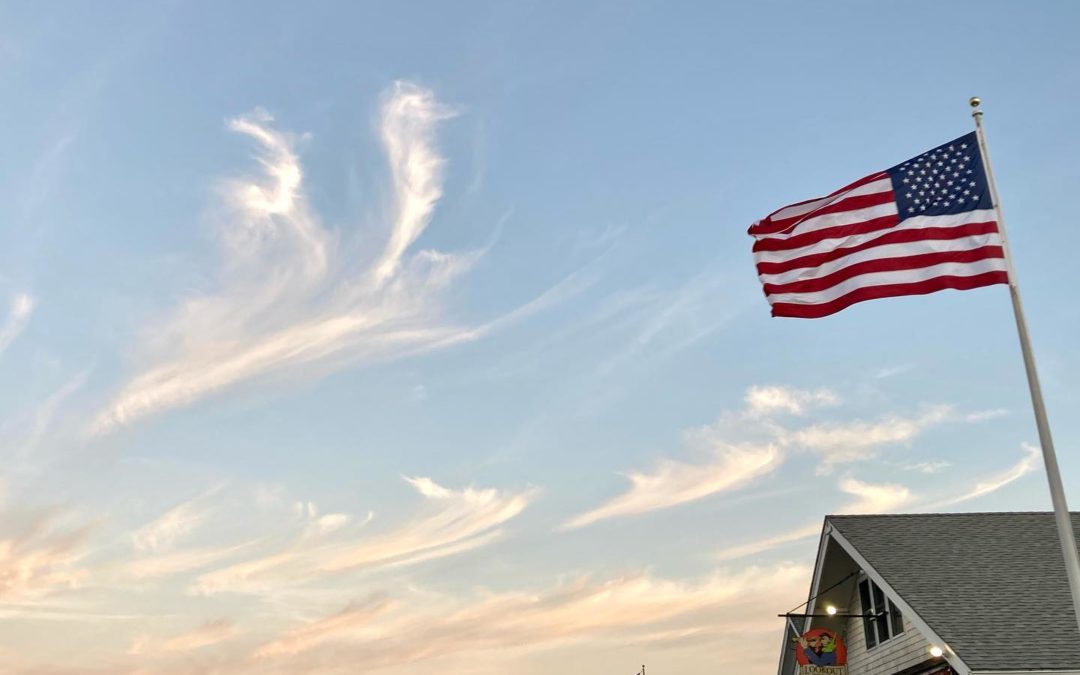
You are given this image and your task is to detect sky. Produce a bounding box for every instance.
[1,1,1079,673]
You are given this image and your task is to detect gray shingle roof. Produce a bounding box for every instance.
[828,512,1080,671]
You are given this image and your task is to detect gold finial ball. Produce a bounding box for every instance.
[969,96,981,108]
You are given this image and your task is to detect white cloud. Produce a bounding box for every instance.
[964,408,1009,423]
[192,477,535,596]
[249,564,808,670]
[129,619,237,655]
[874,364,913,379]
[834,477,913,514]
[132,485,224,553]
[0,509,94,601]
[715,524,822,562]
[560,384,847,529]
[563,443,780,530]
[90,82,569,434]
[784,404,953,473]
[902,460,952,474]
[253,597,394,657]
[0,293,34,355]
[744,385,839,417]
[714,444,1041,562]
[924,443,1041,509]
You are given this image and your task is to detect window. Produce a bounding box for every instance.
[858,577,904,648]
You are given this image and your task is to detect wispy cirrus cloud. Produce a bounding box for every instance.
[249,563,808,670]
[0,508,95,601]
[128,619,237,655]
[784,404,954,474]
[91,82,566,434]
[0,293,34,356]
[191,477,535,596]
[563,383,1014,529]
[560,384,839,530]
[923,442,1040,509]
[744,385,839,417]
[835,477,913,514]
[131,484,225,553]
[253,596,394,658]
[715,443,1040,562]
[562,443,780,530]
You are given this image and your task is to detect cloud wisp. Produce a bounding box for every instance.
[922,442,1041,509]
[249,563,808,671]
[0,293,34,356]
[128,619,237,656]
[131,484,225,554]
[0,508,95,601]
[191,477,535,596]
[560,385,844,530]
[744,385,840,417]
[91,82,553,434]
[714,443,1040,562]
[562,443,780,530]
[563,383,992,530]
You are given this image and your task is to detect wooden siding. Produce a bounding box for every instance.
[843,581,934,675]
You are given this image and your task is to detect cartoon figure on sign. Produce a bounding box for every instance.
[793,628,847,667]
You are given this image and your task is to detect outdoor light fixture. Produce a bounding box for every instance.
[929,646,944,658]
[825,605,837,616]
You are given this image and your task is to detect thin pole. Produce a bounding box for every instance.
[970,96,1080,637]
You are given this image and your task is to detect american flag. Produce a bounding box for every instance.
[748,132,1008,318]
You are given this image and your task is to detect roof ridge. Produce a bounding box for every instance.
[826,510,1070,518]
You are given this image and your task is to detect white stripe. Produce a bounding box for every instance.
[761,187,896,240]
[753,209,997,265]
[768,176,892,223]
[758,232,1004,286]
[774,201,899,239]
[765,258,1007,306]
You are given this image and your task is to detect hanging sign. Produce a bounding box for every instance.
[793,628,847,675]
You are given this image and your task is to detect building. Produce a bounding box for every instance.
[777,512,1080,675]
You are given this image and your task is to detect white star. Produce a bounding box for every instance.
[920,204,927,211]
[949,145,955,151]
[964,189,971,195]
[957,197,965,203]
[902,177,910,183]
[969,181,976,187]
[906,193,912,198]
[961,143,968,149]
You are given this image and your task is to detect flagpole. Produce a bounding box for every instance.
[970,96,1080,636]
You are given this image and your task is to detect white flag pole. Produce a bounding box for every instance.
[970,96,1080,635]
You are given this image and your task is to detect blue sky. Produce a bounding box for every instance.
[1,1,1079,673]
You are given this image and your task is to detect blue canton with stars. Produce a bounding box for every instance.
[887,132,992,222]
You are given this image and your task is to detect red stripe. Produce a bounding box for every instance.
[763,190,896,233]
[748,171,888,236]
[762,246,1005,295]
[752,214,900,253]
[755,221,1000,275]
[769,271,1009,319]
